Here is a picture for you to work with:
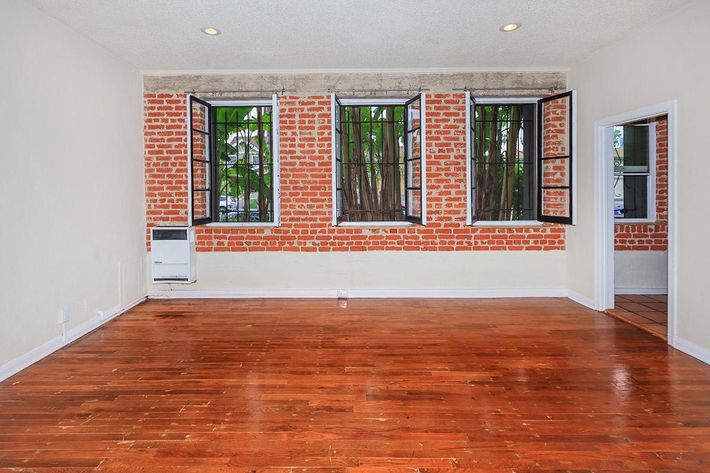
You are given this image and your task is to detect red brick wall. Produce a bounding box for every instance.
[614,116,668,251]
[144,93,565,252]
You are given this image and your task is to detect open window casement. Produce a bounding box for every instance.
[331,93,344,226]
[189,95,213,225]
[188,94,280,226]
[465,90,576,225]
[537,90,576,225]
[404,93,426,224]
[465,90,476,225]
[331,92,427,225]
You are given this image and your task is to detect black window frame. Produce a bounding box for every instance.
[467,90,576,226]
[537,91,574,225]
[189,95,278,226]
[469,98,536,222]
[331,94,425,225]
[404,94,424,224]
[189,95,213,226]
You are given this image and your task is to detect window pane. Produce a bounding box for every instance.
[613,124,651,220]
[406,189,422,218]
[541,158,570,187]
[191,101,209,133]
[191,156,210,190]
[407,123,422,174]
[213,105,274,222]
[541,96,570,158]
[192,191,211,221]
[339,104,406,222]
[474,103,535,221]
[407,98,421,130]
[614,125,649,173]
[191,130,209,162]
[614,175,648,219]
[541,188,570,219]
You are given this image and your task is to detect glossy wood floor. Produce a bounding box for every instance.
[607,294,668,340]
[1,298,709,472]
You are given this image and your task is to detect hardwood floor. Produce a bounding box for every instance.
[607,294,668,340]
[1,298,708,471]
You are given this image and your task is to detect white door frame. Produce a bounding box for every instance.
[594,100,678,345]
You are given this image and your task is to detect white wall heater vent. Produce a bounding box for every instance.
[150,227,196,284]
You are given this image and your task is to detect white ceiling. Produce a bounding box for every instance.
[28,0,691,72]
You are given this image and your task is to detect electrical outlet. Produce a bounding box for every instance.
[57,308,70,325]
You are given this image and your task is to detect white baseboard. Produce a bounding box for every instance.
[0,295,146,383]
[147,288,570,299]
[614,287,668,295]
[672,337,710,365]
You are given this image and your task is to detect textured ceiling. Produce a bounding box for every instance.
[28,0,691,71]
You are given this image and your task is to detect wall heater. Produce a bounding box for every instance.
[150,227,196,284]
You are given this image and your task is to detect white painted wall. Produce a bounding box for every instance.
[567,1,710,352]
[147,251,567,296]
[0,1,145,370]
[614,251,667,292]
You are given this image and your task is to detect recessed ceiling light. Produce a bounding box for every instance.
[201,26,221,36]
[499,22,522,32]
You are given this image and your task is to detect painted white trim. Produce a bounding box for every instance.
[339,98,408,106]
[472,220,543,227]
[567,290,596,309]
[614,218,658,224]
[672,337,710,366]
[615,288,667,295]
[612,122,657,223]
[185,94,193,226]
[336,221,413,227]
[0,296,146,383]
[571,90,578,225]
[148,288,570,300]
[594,100,677,346]
[465,90,472,225]
[331,92,339,226]
[272,93,281,226]
[421,93,428,225]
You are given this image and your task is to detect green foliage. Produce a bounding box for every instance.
[474,104,531,220]
[340,105,406,221]
[214,106,274,222]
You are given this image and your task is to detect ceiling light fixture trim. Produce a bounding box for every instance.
[499,22,522,32]
[201,27,222,36]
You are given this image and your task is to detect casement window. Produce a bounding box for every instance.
[465,91,576,225]
[612,123,656,222]
[188,95,280,226]
[331,94,426,225]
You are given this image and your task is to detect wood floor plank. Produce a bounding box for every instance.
[0,298,708,471]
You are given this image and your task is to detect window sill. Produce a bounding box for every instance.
[471,220,543,227]
[336,221,414,228]
[205,222,278,228]
[614,219,657,224]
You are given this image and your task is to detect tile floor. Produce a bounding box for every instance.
[606,294,668,340]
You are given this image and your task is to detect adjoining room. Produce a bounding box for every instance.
[1,0,709,470]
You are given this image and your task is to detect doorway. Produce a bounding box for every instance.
[595,101,677,345]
